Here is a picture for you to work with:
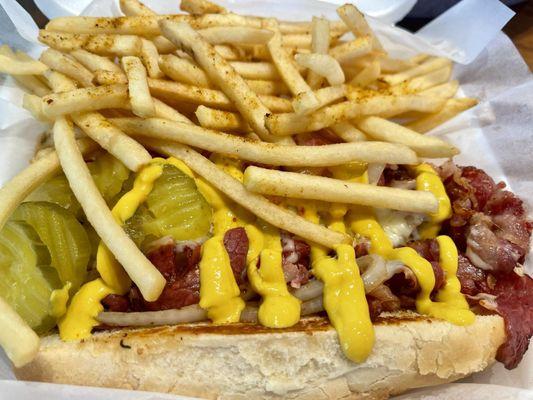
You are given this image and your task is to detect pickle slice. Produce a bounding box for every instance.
[0,221,57,333]
[12,202,91,292]
[125,164,212,246]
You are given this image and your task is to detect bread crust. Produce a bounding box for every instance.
[15,312,505,399]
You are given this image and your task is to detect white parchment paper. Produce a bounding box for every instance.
[0,0,531,398]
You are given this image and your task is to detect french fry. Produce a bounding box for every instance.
[22,93,49,122]
[41,84,129,118]
[53,117,165,301]
[195,105,250,132]
[0,46,50,96]
[246,79,290,96]
[70,49,123,75]
[379,57,416,74]
[243,166,438,214]
[267,29,319,114]
[122,56,155,117]
[420,80,459,98]
[350,59,380,87]
[0,297,40,368]
[329,37,372,64]
[45,15,347,36]
[337,4,384,51]
[119,0,155,16]
[295,53,344,85]
[153,98,193,124]
[356,116,459,158]
[144,140,350,248]
[158,54,211,87]
[381,57,451,86]
[0,138,98,232]
[307,17,330,89]
[39,31,142,56]
[198,27,274,45]
[72,112,152,171]
[159,20,277,141]
[0,54,48,75]
[214,44,241,60]
[39,48,94,87]
[330,122,367,142]
[94,70,128,85]
[148,78,292,112]
[405,98,478,133]
[229,61,280,80]
[109,117,417,166]
[266,94,446,135]
[391,66,452,94]
[140,39,164,78]
[43,70,80,92]
[281,32,341,49]
[181,0,226,15]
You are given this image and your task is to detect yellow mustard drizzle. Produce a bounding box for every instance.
[348,206,474,326]
[49,281,71,318]
[414,163,452,239]
[58,278,114,341]
[304,201,374,363]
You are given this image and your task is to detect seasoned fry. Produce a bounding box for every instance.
[159,20,276,141]
[246,79,290,95]
[41,84,129,118]
[243,167,437,214]
[122,56,155,117]
[420,80,459,98]
[266,94,446,135]
[0,46,50,96]
[381,57,451,86]
[295,53,344,85]
[158,54,211,87]
[119,0,155,16]
[337,4,383,51]
[391,66,452,94]
[39,48,94,87]
[181,0,226,15]
[22,94,49,122]
[0,52,48,75]
[72,112,152,171]
[0,297,40,368]
[94,70,128,85]
[356,116,459,158]
[53,117,165,301]
[153,98,192,124]
[70,49,123,75]
[39,31,142,56]
[198,27,274,45]
[350,59,380,87]
[214,44,241,60]
[405,98,478,133]
[268,30,318,114]
[379,57,416,74]
[329,37,372,64]
[307,17,330,89]
[229,61,280,80]
[140,39,164,78]
[0,138,98,232]
[330,122,367,142]
[45,15,346,36]
[195,105,250,132]
[109,117,417,166]
[144,140,350,247]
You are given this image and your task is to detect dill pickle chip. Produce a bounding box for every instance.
[0,221,57,333]
[12,202,91,292]
[125,164,212,246]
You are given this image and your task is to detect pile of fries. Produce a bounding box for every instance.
[0,0,478,367]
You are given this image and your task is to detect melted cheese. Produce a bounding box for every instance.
[414,164,452,239]
[348,206,474,326]
[58,278,113,341]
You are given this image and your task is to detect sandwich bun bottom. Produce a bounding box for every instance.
[15,311,505,399]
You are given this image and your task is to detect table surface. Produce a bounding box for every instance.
[14,0,533,70]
